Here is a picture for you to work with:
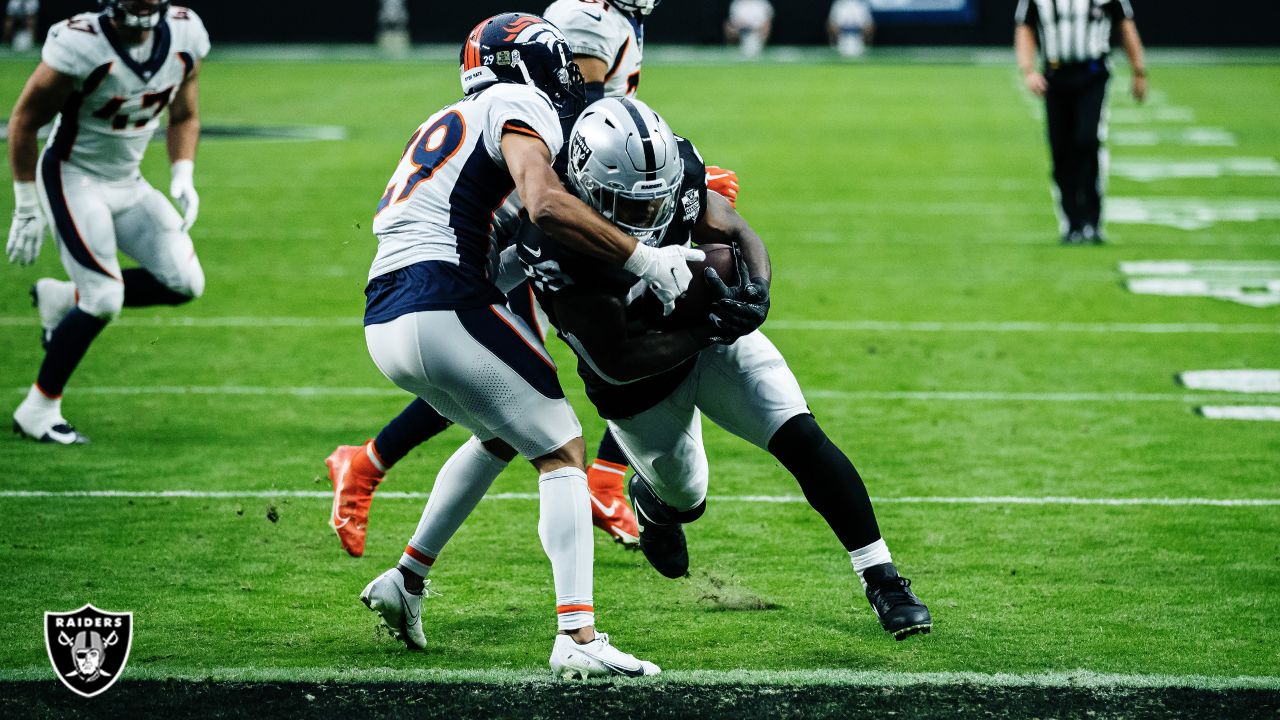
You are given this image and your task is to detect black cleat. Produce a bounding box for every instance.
[629,477,690,579]
[864,563,932,640]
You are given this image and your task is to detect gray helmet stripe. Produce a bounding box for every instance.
[618,98,657,181]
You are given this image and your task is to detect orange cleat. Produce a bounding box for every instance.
[327,440,386,558]
[587,459,640,548]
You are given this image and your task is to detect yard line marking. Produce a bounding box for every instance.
[1111,157,1280,182]
[1197,406,1280,422]
[1109,106,1196,124]
[2,490,1277,507]
[0,665,1277,689]
[1178,370,1280,394]
[4,317,1277,335]
[1108,197,1280,231]
[12,386,1280,404]
[1111,128,1237,147]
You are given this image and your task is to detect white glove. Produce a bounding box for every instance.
[494,244,526,294]
[623,242,706,316]
[169,159,199,232]
[6,181,46,266]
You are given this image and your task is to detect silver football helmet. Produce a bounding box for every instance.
[567,97,684,244]
[609,0,662,16]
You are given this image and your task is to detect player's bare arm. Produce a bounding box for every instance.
[167,61,202,230]
[6,63,73,265]
[551,289,713,383]
[575,55,608,84]
[1014,24,1047,97]
[694,190,770,284]
[1119,19,1147,103]
[8,63,75,183]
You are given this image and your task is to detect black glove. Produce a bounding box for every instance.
[703,246,770,344]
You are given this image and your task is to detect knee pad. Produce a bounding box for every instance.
[632,475,706,524]
[77,282,124,321]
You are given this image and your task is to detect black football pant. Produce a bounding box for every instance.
[1044,62,1110,235]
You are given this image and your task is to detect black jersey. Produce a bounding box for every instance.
[518,135,709,419]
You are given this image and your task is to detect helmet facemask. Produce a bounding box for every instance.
[575,175,680,244]
[609,0,661,17]
[102,0,169,30]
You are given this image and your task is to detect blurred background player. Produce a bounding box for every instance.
[1015,0,1147,245]
[7,0,208,444]
[376,0,408,57]
[828,0,874,59]
[725,0,774,58]
[356,13,695,677]
[4,0,39,52]
[326,0,740,557]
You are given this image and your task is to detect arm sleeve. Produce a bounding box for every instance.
[1014,0,1039,26]
[543,5,622,64]
[40,21,98,80]
[483,85,566,167]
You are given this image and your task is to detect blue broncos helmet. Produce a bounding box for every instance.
[460,13,586,120]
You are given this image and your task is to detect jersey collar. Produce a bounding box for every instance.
[98,13,172,82]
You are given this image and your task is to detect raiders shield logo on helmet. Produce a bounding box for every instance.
[44,604,133,698]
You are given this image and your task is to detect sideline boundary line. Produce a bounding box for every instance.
[2,490,1276,507]
[0,666,1276,689]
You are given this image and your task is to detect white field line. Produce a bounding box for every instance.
[1179,370,1280,394]
[0,666,1276,689]
[4,316,1278,335]
[2,490,1277,507]
[1198,406,1280,422]
[11,385,1280,405]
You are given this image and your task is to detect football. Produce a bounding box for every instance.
[662,243,738,328]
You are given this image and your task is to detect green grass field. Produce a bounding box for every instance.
[0,50,1278,716]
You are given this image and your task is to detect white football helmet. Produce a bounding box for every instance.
[567,97,684,244]
[99,0,169,29]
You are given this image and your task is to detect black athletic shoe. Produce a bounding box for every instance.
[1061,230,1085,246]
[864,563,932,640]
[628,477,690,579]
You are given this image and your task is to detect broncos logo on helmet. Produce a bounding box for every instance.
[459,12,586,120]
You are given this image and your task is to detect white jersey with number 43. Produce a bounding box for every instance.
[41,7,209,180]
[544,0,642,98]
[369,83,565,283]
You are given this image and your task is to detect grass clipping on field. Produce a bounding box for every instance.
[691,571,780,612]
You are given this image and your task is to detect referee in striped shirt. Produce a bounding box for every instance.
[1015,0,1148,245]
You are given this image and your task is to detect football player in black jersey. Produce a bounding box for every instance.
[515,97,932,641]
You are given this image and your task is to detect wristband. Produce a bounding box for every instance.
[13,181,38,211]
[622,241,651,275]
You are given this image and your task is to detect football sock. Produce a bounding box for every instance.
[374,399,453,469]
[767,413,883,552]
[398,437,508,577]
[587,431,630,495]
[122,268,193,306]
[848,539,894,590]
[36,308,108,397]
[538,466,595,631]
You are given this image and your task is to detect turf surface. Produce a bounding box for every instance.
[0,51,1277,715]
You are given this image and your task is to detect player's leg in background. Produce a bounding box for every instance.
[693,331,931,639]
[13,161,123,443]
[1044,71,1081,242]
[112,180,204,308]
[607,381,709,578]
[1076,69,1111,243]
[506,280,640,547]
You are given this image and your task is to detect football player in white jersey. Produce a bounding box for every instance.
[7,0,208,444]
[325,0,739,557]
[357,13,699,677]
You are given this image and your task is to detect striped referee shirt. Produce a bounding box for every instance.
[1016,0,1134,66]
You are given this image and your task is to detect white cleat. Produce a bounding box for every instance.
[12,386,88,445]
[31,278,76,349]
[549,632,661,680]
[360,568,427,649]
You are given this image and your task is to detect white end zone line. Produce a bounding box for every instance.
[2,490,1276,507]
[3,317,1277,334]
[0,666,1275,689]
